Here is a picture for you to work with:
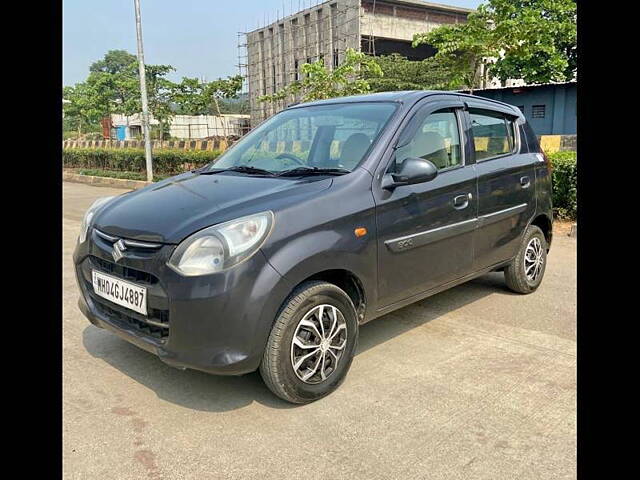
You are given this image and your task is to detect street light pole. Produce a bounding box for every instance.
[133,0,153,182]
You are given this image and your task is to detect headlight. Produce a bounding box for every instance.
[78,196,115,243]
[168,211,274,276]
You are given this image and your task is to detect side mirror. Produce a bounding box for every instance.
[382,157,438,190]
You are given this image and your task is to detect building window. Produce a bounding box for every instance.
[516,106,524,114]
[294,60,300,81]
[272,65,276,93]
[532,105,546,118]
[304,58,313,78]
[333,49,339,68]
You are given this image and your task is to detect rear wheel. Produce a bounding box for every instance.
[504,225,548,294]
[259,281,358,404]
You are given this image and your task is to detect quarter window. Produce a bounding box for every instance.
[393,108,463,172]
[469,108,516,160]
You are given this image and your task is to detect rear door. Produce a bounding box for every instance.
[373,96,478,308]
[463,98,536,270]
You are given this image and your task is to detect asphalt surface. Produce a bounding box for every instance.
[63,181,576,480]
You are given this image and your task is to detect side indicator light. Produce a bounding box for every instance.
[354,227,367,238]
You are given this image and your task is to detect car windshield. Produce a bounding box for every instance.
[207,102,398,174]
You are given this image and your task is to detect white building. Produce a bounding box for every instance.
[110,113,251,140]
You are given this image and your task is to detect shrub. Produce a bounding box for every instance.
[63,148,222,176]
[78,169,169,182]
[549,151,577,220]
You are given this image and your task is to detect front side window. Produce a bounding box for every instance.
[469,108,516,160]
[212,102,398,173]
[392,108,463,172]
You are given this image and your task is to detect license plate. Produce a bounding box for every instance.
[92,270,147,316]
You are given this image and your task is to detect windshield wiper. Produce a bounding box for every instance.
[196,165,276,176]
[276,167,351,177]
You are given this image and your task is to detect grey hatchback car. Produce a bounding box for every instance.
[74,91,552,404]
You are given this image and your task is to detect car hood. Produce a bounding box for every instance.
[94,171,333,244]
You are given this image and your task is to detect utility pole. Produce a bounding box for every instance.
[133,0,153,182]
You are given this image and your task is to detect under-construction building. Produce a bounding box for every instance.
[242,0,472,126]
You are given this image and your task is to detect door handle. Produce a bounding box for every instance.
[453,193,471,210]
[520,176,531,188]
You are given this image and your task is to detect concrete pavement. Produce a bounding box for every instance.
[63,181,576,480]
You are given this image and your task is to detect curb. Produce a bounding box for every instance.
[62,171,152,190]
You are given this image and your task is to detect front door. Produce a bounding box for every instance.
[374,99,478,309]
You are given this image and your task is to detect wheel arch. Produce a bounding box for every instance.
[529,213,553,249]
[294,269,367,322]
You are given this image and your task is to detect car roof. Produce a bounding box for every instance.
[286,90,520,115]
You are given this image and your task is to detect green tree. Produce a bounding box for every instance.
[63,50,140,137]
[486,0,577,84]
[174,75,244,115]
[413,0,577,90]
[89,49,137,75]
[259,48,383,104]
[63,82,111,138]
[217,97,249,115]
[206,75,244,123]
[173,75,244,138]
[85,50,140,116]
[136,64,177,139]
[365,53,467,92]
[173,77,210,115]
[76,51,179,139]
[64,50,243,140]
[413,8,499,92]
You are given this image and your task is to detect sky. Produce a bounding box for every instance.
[63,0,482,87]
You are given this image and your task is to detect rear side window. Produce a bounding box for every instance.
[469,108,516,160]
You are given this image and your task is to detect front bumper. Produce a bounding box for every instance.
[74,228,290,375]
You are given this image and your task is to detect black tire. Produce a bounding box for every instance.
[259,281,359,404]
[504,225,548,294]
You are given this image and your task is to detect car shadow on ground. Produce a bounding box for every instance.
[82,272,514,412]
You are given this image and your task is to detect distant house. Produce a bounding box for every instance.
[110,113,158,140]
[109,113,251,140]
[462,81,576,136]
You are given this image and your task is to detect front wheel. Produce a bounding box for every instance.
[504,225,548,294]
[259,281,359,404]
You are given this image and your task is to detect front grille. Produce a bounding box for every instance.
[92,298,169,340]
[83,255,170,341]
[90,255,157,285]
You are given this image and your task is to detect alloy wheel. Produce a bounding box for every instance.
[290,304,348,384]
[524,237,544,282]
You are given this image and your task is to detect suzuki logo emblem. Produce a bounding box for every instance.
[112,239,127,262]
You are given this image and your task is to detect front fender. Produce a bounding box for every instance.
[259,169,379,320]
[261,220,378,319]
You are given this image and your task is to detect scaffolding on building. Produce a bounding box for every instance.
[237,0,468,126]
[238,0,365,125]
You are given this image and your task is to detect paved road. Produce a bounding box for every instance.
[63,181,576,480]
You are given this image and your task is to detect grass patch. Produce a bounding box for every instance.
[78,169,170,183]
